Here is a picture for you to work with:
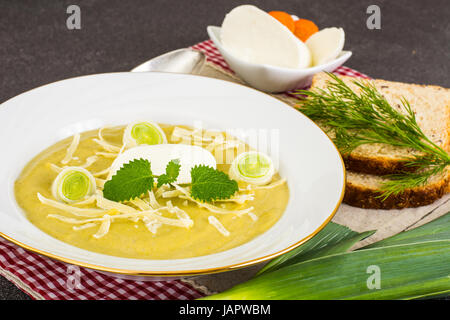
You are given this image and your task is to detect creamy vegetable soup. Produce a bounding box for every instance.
[15,122,289,259]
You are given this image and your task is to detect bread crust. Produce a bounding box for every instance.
[342,154,415,176]
[308,73,450,208]
[343,173,449,209]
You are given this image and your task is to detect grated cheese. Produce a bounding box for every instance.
[172,206,191,222]
[166,200,193,224]
[37,193,107,217]
[208,216,230,236]
[161,189,184,198]
[96,193,137,214]
[166,200,174,210]
[248,212,258,221]
[98,125,124,154]
[141,210,193,228]
[205,139,242,153]
[170,127,218,145]
[148,190,161,209]
[92,138,121,153]
[95,152,118,158]
[93,214,111,239]
[129,198,152,211]
[48,206,191,233]
[80,156,99,169]
[95,178,106,188]
[172,184,254,215]
[48,163,63,173]
[92,167,111,177]
[70,193,97,206]
[72,222,97,231]
[154,184,169,198]
[252,178,287,190]
[214,193,255,204]
[61,133,80,164]
[205,137,224,152]
[142,216,162,234]
[73,223,97,231]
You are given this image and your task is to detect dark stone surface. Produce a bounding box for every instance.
[0,0,448,300]
[0,276,29,300]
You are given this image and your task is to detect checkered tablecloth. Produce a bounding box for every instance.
[0,236,204,300]
[0,40,368,300]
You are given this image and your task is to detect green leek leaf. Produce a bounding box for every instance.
[203,240,450,300]
[258,222,375,275]
[361,212,450,249]
[203,212,450,300]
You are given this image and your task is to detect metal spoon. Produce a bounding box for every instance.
[131,48,205,74]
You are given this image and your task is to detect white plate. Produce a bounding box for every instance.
[0,72,345,277]
[207,25,352,93]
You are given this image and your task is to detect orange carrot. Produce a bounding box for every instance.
[294,19,319,42]
[268,11,295,32]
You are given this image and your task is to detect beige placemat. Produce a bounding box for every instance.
[184,62,450,294]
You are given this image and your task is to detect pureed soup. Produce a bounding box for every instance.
[14,122,289,259]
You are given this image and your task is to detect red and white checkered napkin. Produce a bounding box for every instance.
[0,40,368,300]
[0,237,203,300]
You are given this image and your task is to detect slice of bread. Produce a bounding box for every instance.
[305,73,450,209]
[344,169,449,209]
[310,73,450,175]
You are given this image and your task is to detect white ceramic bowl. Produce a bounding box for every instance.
[0,72,345,277]
[207,26,352,93]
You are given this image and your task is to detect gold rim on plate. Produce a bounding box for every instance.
[0,71,346,277]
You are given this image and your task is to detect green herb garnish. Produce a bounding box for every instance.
[157,159,181,187]
[103,158,154,202]
[296,73,450,199]
[190,165,239,202]
[103,159,238,203]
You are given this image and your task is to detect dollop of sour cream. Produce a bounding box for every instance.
[108,144,217,184]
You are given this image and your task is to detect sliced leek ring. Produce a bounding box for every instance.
[229,151,275,186]
[123,121,167,148]
[52,167,96,203]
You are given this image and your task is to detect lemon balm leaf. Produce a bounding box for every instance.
[157,159,181,187]
[103,159,154,202]
[103,160,237,203]
[190,165,239,202]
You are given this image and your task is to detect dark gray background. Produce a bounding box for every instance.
[0,0,449,300]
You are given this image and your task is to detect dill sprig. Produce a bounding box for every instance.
[295,73,450,200]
